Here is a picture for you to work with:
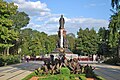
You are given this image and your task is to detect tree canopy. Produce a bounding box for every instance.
[74,28,99,55]
[0,0,30,55]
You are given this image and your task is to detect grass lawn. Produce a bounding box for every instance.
[22,72,105,80]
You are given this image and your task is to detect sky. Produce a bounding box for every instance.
[5,0,112,36]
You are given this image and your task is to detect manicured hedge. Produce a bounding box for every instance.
[0,55,20,66]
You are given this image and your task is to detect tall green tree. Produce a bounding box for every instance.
[109,0,120,47]
[20,28,57,56]
[75,28,99,55]
[9,6,30,55]
[111,0,120,11]
[0,0,18,55]
[67,33,75,51]
[109,0,120,57]
[98,27,110,56]
[10,11,30,30]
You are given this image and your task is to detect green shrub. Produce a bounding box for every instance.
[60,67,70,76]
[84,65,95,78]
[0,55,20,66]
[104,57,120,65]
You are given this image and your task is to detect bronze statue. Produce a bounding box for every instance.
[59,15,65,28]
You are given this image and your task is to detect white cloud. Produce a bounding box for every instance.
[26,23,58,35]
[84,3,106,8]
[25,16,109,36]
[10,0,109,36]
[36,13,60,21]
[13,0,50,16]
[45,17,108,28]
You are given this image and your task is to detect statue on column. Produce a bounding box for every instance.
[59,15,65,29]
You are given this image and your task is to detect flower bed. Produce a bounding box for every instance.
[22,67,105,80]
[22,58,105,80]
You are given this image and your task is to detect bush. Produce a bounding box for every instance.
[84,65,95,78]
[0,55,20,66]
[104,57,120,65]
[60,67,70,76]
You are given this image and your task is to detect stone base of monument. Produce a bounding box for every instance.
[50,48,77,60]
[51,48,73,54]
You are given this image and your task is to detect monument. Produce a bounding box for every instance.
[51,15,73,58]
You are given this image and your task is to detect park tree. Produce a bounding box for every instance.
[20,28,57,56]
[111,0,120,11]
[67,33,75,51]
[47,35,58,54]
[74,28,99,55]
[9,11,30,54]
[0,0,18,55]
[97,27,110,56]
[107,0,120,57]
[0,0,30,55]
[10,11,30,30]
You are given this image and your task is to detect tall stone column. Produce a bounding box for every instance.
[60,29,64,48]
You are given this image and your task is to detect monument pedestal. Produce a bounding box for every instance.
[51,15,73,59]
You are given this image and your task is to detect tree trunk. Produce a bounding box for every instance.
[118,45,120,58]
[4,48,6,55]
[7,47,9,55]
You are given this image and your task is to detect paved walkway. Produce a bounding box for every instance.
[0,61,43,80]
[78,61,120,80]
[0,61,120,80]
[92,64,120,80]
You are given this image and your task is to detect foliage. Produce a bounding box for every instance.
[0,0,19,55]
[67,33,75,51]
[107,0,120,57]
[0,55,20,66]
[111,0,120,11]
[23,69,105,80]
[10,11,30,30]
[79,74,86,80]
[9,11,30,55]
[97,27,110,56]
[23,72,105,80]
[84,65,95,78]
[20,28,57,56]
[0,0,30,55]
[74,28,99,55]
[104,57,120,65]
[108,11,120,48]
[60,67,70,76]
